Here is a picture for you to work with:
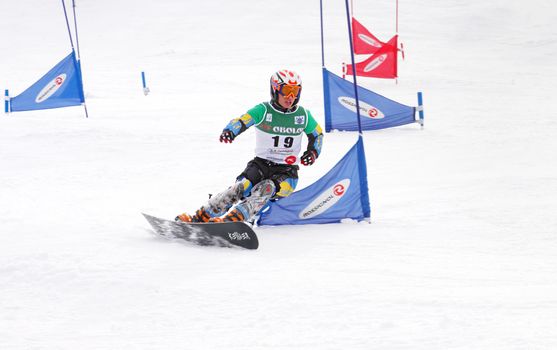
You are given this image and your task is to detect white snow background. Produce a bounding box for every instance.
[1,0,557,349]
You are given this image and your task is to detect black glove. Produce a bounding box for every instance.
[220,129,235,143]
[301,149,318,166]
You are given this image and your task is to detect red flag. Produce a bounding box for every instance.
[346,35,398,79]
[352,17,385,55]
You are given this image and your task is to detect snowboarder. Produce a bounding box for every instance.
[176,69,323,223]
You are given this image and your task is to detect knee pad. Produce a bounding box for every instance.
[251,179,275,199]
[236,177,253,198]
[236,179,276,220]
[275,178,298,198]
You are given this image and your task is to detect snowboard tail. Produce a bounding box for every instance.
[142,213,259,250]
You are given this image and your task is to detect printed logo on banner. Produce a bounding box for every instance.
[358,34,382,48]
[333,184,346,196]
[338,97,385,119]
[364,54,388,72]
[299,179,351,219]
[35,74,67,103]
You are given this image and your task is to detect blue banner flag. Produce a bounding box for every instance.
[257,136,370,226]
[323,68,416,132]
[10,51,84,112]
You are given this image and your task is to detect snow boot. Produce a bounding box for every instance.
[209,208,245,223]
[175,207,212,223]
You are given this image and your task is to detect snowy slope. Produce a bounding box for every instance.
[1,0,557,349]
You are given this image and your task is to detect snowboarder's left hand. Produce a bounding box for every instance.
[220,130,235,143]
[301,149,318,166]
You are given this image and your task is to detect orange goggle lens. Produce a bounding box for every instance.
[279,84,301,98]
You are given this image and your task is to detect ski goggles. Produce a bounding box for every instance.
[277,84,301,98]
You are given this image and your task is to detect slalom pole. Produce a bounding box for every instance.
[64,0,88,118]
[342,62,346,79]
[396,0,402,85]
[396,0,399,34]
[417,92,425,129]
[80,62,89,119]
[319,0,325,68]
[72,0,81,59]
[319,0,331,132]
[74,52,89,118]
[60,0,75,50]
[4,90,9,114]
[344,0,363,135]
[142,71,150,95]
[345,0,370,221]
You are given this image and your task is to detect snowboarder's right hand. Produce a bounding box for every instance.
[220,129,235,143]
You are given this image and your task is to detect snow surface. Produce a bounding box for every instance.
[1,0,557,349]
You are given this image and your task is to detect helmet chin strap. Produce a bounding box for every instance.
[271,99,296,113]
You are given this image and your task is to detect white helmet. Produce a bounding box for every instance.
[270,69,302,108]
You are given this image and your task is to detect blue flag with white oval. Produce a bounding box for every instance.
[257,136,371,226]
[10,51,84,112]
[323,68,416,132]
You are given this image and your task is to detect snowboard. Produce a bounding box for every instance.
[142,213,259,250]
